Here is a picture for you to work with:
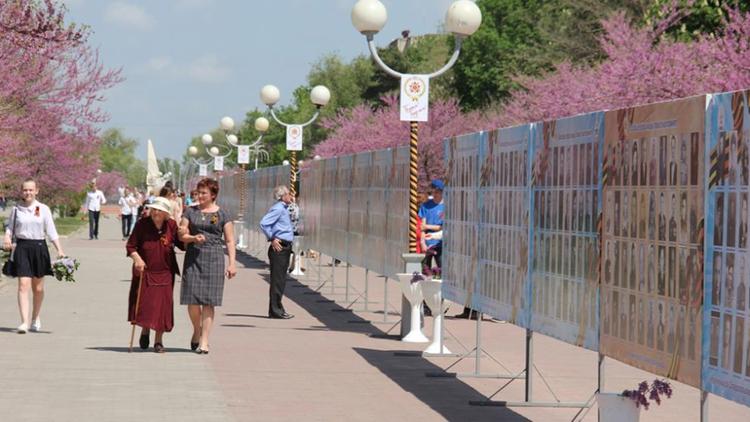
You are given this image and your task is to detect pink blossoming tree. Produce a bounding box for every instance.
[314,95,493,189]
[500,7,750,125]
[0,0,122,202]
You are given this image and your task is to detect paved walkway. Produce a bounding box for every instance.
[0,216,749,421]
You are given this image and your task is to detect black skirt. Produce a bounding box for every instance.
[10,239,53,278]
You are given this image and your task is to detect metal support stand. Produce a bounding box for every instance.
[364,268,370,311]
[465,327,596,411]
[700,390,708,422]
[426,312,521,379]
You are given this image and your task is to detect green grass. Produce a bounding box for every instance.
[54,216,87,236]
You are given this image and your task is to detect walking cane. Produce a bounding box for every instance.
[128,271,145,353]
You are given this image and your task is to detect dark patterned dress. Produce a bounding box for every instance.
[180,207,230,306]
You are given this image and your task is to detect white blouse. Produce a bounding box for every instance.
[85,190,106,212]
[5,200,59,241]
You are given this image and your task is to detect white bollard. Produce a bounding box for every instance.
[397,273,428,343]
[421,279,451,354]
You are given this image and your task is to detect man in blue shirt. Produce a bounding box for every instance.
[260,185,295,319]
[419,179,445,272]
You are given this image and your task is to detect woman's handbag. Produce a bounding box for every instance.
[2,207,18,277]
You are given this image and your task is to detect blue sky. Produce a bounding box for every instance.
[62,0,454,160]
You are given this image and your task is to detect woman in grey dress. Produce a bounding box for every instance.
[179,178,237,354]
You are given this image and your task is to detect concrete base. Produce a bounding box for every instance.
[400,253,425,339]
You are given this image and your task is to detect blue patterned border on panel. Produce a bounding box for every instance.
[703,90,750,407]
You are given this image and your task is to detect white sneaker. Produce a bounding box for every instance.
[30,319,41,332]
[17,323,28,334]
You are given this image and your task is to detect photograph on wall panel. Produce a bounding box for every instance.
[473,125,533,326]
[383,147,410,278]
[529,112,603,351]
[601,95,706,388]
[703,90,750,407]
[442,132,482,307]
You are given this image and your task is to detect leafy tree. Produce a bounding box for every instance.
[499,6,750,125]
[99,128,146,188]
[646,0,750,40]
[451,0,644,110]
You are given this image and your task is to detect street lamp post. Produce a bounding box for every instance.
[352,0,482,342]
[198,117,269,248]
[351,0,482,254]
[260,84,330,198]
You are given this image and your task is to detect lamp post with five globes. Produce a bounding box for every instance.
[195,117,269,248]
[351,0,482,254]
[259,84,330,198]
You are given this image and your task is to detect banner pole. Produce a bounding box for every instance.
[525,329,534,402]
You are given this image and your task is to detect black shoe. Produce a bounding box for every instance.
[139,333,149,350]
[269,312,294,319]
[190,342,199,351]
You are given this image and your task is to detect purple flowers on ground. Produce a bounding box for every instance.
[621,379,673,410]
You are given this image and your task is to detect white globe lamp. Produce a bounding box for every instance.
[445,0,482,37]
[209,146,220,156]
[310,85,331,107]
[227,134,239,146]
[260,85,281,107]
[188,146,198,156]
[201,134,213,146]
[255,117,270,133]
[220,116,235,131]
[351,0,387,34]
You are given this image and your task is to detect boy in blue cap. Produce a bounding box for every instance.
[419,179,445,274]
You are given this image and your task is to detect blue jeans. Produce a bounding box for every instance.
[88,210,100,239]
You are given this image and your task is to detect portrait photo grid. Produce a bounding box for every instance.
[703,90,750,407]
[442,133,482,307]
[475,126,532,325]
[600,97,705,387]
[383,147,411,278]
[529,114,602,351]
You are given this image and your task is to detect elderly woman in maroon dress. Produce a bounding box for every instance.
[126,197,184,353]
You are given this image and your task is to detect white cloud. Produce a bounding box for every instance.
[187,55,231,84]
[104,2,156,31]
[146,56,172,72]
[174,0,214,10]
[139,55,230,84]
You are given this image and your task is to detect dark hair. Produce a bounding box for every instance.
[159,186,174,197]
[196,178,219,199]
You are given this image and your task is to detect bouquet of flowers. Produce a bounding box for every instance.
[622,379,673,410]
[52,256,80,282]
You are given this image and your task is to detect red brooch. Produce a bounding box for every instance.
[160,235,168,246]
[34,206,40,217]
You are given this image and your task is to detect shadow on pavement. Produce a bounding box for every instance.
[0,327,52,334]
[223,313,268,319]
[85,346,196,353]
[220,324,257,328]
[235,250,527,421]
[353,347,530,422]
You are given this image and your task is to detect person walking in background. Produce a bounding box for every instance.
[127,188,139,232]
[2,179,65,333]
[178,178,237,354]
[119,187,134,240]
[287,196,301,274]
[260,185,295,319]
[85,182,106,240]
[126,197,184,353]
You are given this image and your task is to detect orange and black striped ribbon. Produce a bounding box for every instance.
[409,121,419,253]
[289,151,298,198]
